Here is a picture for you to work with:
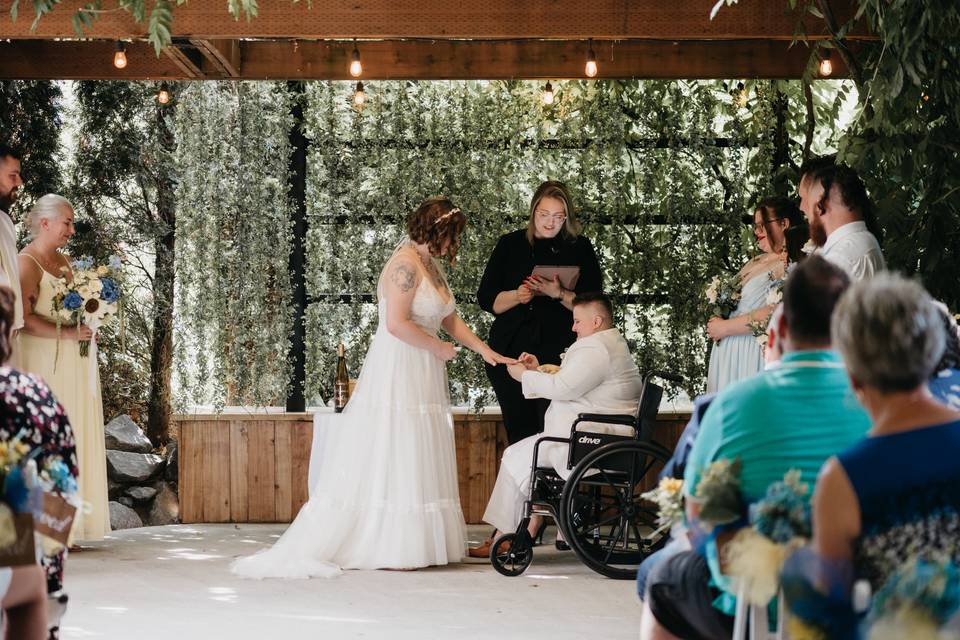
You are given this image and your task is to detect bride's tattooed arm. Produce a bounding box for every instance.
[391,260,418,293]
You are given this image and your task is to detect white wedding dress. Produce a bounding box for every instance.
[231,243,467,578]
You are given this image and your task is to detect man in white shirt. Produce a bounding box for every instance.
[799,161,885,280]
[468,292,643,557]
[0,146,24,337]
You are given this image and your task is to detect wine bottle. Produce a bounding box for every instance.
[333,343,349,413]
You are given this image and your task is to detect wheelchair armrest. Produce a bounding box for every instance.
[572,413,637,430]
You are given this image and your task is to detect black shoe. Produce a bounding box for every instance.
[531,520,548,547]
[555,539,570,551]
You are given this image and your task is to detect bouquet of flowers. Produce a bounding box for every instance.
[51,255,123,358]
[705,272,742,320]
[749,259,797,347]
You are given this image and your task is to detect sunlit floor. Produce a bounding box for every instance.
[60,523,642,639]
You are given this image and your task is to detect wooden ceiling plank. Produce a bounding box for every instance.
[162,45,204,78]
[0,39,846,80]
[0,0,869,41]
[191,39,242,77]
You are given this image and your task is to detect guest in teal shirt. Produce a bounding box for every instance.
[641,256,871,640]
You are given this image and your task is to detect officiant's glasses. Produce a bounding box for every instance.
[535,209,567,224]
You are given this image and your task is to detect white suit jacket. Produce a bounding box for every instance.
[518,328,643,475]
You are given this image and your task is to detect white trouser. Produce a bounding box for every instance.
[482,434,568,533]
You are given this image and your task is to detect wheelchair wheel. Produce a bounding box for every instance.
[489,533,533,577]
[559,440,670,580]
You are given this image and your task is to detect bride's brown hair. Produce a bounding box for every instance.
[407,196,467,264]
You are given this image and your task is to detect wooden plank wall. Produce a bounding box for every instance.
[177,412,688,524]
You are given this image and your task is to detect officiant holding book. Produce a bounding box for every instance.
[477,181,602,444]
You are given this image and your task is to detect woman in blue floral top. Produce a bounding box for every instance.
[0,284,79,632]
[798,275,960,636]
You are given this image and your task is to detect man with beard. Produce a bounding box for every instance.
[798,158,885,280]
[0,145,24,337]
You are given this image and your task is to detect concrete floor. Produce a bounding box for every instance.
[60,524,642,640]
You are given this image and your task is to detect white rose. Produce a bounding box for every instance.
[89,279,103,293]
[78,285,92,299]
[766,289,782,306]
[705,278,719,303]
[802,239,816,255]
[96,266,109,276]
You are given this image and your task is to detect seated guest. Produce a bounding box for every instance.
[810,275,960,595]
[800,163,885,280]
[641,256,872,640]
[0,286,79,604]
[0,285,79,639]
[468,292,642,557]
[929,304,960,410]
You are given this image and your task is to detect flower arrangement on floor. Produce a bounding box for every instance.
[51,255,123,358]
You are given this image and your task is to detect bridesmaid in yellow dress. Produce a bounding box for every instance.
[17,194,110,543]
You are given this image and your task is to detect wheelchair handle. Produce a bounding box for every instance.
[647,370,683,384]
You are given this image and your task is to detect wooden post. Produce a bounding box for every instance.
[286,81,308,412]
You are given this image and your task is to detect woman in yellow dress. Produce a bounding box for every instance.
[17,194,110,543]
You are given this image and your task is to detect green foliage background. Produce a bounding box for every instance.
[172,79,845,408]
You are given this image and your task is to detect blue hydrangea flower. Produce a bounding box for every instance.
[99,277,120,303]
[62,291,83,310]
[71,256,94,271]
[46,460,78,494]
[108,255,123,270]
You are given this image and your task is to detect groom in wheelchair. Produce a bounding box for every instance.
[469,292,674,577]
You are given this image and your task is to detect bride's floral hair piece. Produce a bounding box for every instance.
[407,196,467,264]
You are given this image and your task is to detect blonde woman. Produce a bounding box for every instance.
[17,194,109,543]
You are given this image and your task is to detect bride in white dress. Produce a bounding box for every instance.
[232,197,514,578]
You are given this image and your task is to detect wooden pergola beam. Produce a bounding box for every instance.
[0,0,868,41]
[0,38,847,80]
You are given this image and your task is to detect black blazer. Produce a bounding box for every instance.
[476,229,602,364]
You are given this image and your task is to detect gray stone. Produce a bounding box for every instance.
[106,450,164,483]
[108,480,126,500]
[109,501,142,530]
[147,482,180,526]
[125,486,157,503]
[164,440,178,483]
[118,496,134,508]
[104,415,153,453]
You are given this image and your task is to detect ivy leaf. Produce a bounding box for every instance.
[891,64,904,98]
[808,4,824,19]
[148,0,173,54]
[10,0,19,21]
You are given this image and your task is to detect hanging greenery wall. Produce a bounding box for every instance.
[173,81,294,408]
[300,79,839,408]
[0,80,63,211]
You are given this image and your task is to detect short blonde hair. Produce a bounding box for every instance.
[25,194,73,239]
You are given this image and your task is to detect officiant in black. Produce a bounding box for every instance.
[477,181,602,444]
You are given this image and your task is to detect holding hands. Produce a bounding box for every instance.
[433,340,517,367]
[516,284,534,304]
[507,352,540,381]
[706,316,731,342]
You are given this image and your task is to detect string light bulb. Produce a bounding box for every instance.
[585,40,598,78]
[353,81,366,107]
[819,51,833,77]
[157,82,171,105]
[113,41,128,69]
[349,41,363,78]
[542,81,555,106]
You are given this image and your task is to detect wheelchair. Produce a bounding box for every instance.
[489,370,681,580]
